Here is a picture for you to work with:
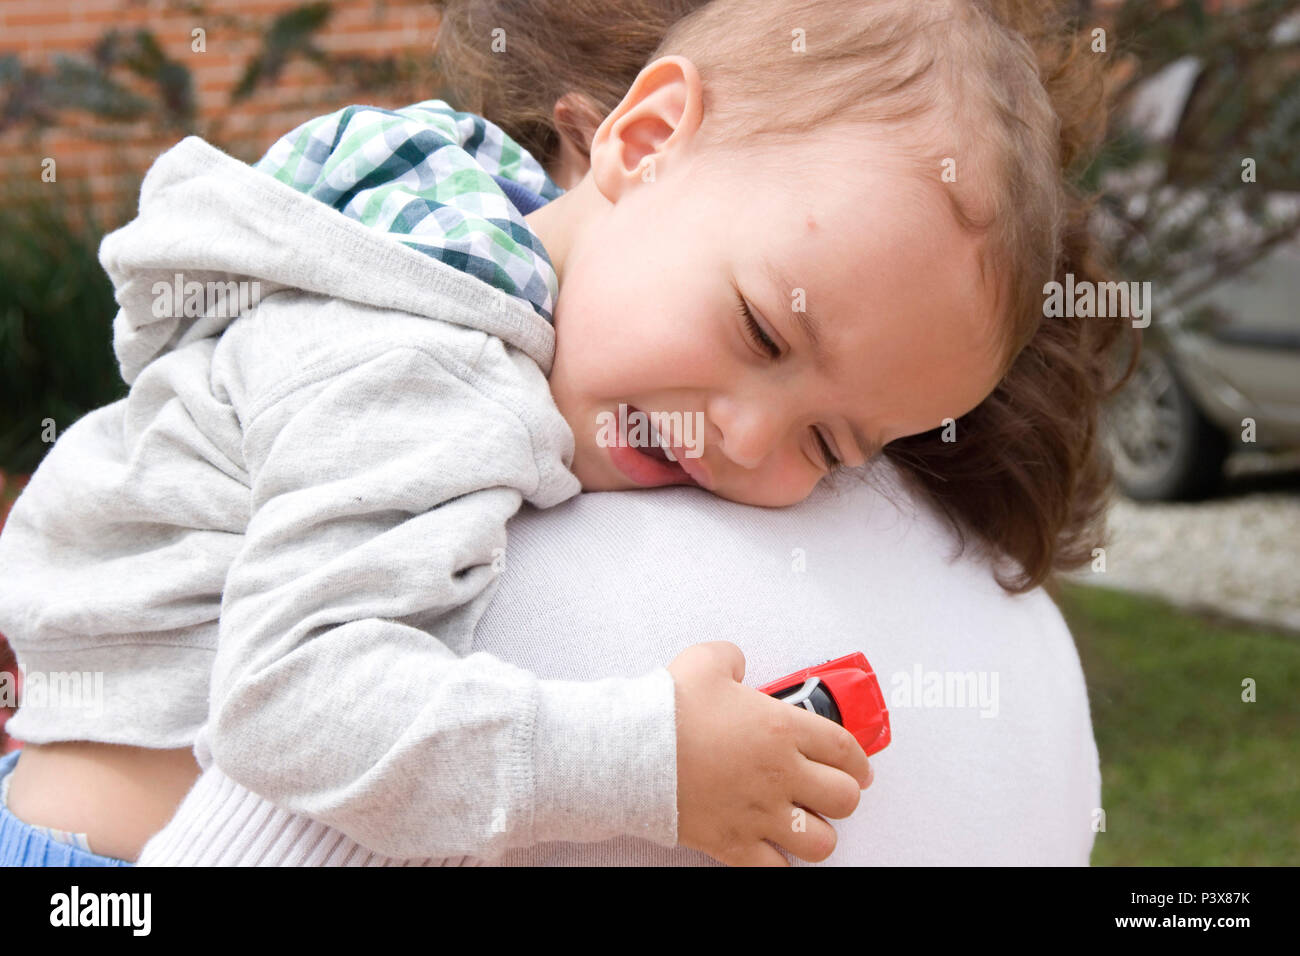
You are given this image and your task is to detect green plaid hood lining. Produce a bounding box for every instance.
[256,101,563,325]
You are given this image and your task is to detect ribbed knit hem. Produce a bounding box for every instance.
[136,766,482,867]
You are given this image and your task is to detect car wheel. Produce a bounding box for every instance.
[1104,349,1228,501]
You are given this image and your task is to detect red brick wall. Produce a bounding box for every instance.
[1,0,442,227]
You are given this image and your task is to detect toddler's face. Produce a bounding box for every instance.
[529,67,1006,508]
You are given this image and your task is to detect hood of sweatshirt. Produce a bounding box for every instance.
[101,104,565,386]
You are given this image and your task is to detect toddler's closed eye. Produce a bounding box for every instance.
[736,291,780,359]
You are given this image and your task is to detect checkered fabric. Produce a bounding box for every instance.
[256,101,563,324]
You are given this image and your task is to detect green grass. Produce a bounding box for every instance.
[1058,582,1300,865]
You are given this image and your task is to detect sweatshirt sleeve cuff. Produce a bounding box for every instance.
[528,667,678,848]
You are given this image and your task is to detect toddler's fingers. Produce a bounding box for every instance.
[791,706,872,785]
[698,640,747,682]
[767,807,838,864]
[791,758,862,821]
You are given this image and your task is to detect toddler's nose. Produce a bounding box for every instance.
[716,414,783,471]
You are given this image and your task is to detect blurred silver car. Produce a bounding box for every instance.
[1100,48,1300,500]
[1106,242,1300,499]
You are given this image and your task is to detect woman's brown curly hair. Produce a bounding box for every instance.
[881,1,1131,591]
[434,0,1133,593]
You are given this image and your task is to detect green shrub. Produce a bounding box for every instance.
[0,186,127,473]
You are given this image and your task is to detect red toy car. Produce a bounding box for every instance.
[759,652,891,757]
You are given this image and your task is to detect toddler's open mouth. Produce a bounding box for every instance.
[605,405,702,488]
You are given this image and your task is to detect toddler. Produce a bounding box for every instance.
[0,0,1117,866]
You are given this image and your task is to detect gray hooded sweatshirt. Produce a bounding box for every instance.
[0,131,678,859]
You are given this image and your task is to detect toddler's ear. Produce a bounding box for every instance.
[587,55,704,200]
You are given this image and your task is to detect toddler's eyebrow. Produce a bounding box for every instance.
[762,262,876,463]
[763,261,830,371]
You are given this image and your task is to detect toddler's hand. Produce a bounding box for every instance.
[667,641,872,866]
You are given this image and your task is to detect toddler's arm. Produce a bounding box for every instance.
[204,307,676,861]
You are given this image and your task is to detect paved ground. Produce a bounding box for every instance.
[1073,453,1300,632]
